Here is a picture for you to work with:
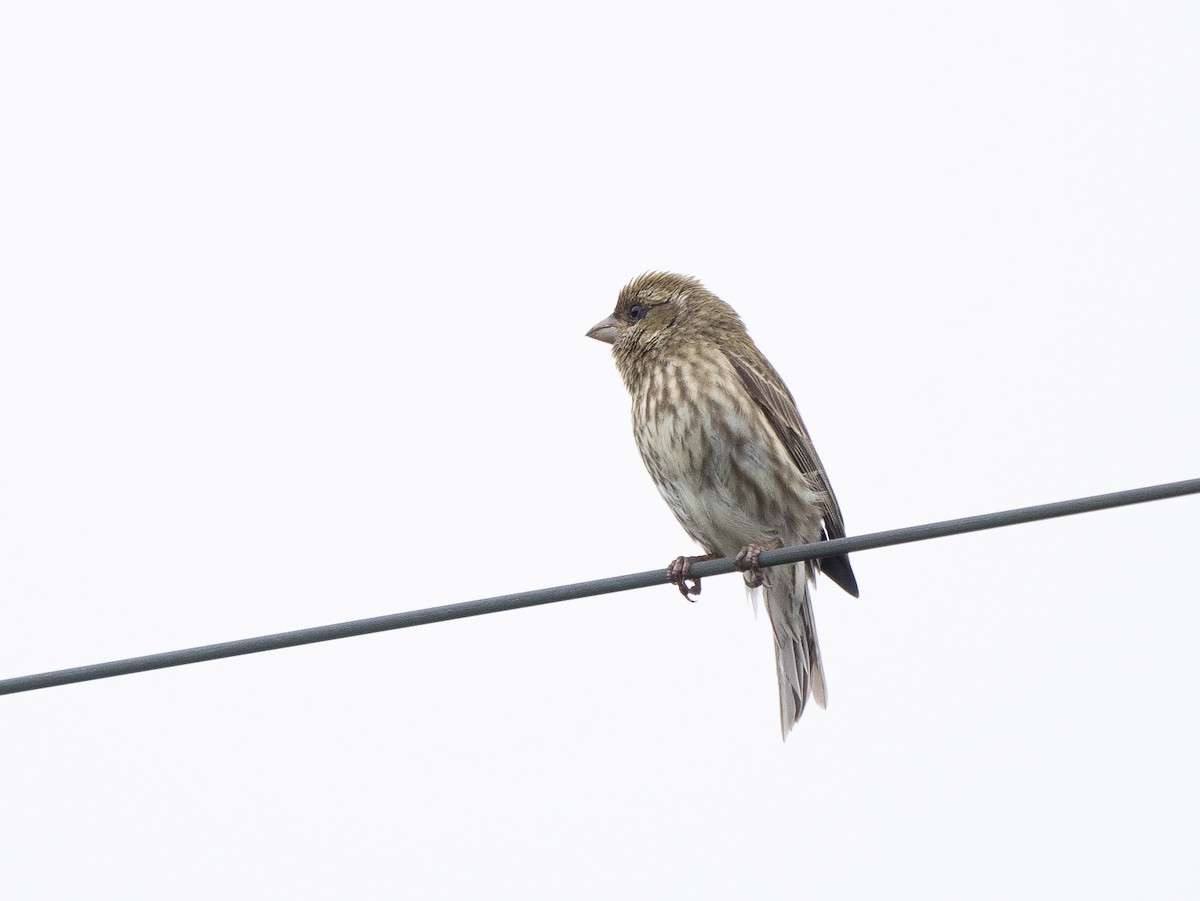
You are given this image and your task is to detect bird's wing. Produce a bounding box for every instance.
[727,349,859,597]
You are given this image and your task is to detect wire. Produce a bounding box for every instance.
[2,477,1198,697]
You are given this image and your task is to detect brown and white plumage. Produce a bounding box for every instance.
[587,272,858,738]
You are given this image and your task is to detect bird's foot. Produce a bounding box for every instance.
[733,538,784,588]
[667,554,718,601]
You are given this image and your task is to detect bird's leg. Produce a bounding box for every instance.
[733,538,784,588]
[667,554,718,601]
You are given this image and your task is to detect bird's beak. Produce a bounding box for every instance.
[586,315,619,345]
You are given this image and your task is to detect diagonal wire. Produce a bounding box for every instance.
[2,477,1198,698]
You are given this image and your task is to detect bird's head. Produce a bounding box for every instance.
[587,272,743,385]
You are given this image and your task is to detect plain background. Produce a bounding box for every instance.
[2,2,1198,898]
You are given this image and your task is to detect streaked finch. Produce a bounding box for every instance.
[587,272,859,739]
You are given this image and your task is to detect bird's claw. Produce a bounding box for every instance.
[667,554,715,601]
[733,538,784,588]
[668,555,702,600]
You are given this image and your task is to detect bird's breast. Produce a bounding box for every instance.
[630,357,822,555]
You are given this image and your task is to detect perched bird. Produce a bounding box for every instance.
[587,272,858,739]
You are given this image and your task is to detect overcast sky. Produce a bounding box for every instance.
[2,2,1198,898]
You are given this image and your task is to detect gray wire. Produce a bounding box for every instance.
[2,477,1198,697]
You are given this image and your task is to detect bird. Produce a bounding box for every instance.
[587,272,858,739]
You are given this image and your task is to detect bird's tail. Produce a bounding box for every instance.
[764,562,826,740]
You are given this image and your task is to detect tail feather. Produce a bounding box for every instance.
[764,563,826,740]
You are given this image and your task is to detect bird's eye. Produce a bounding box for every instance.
[628,304,648,322]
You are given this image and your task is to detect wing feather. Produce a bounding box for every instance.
[727,349,860,597]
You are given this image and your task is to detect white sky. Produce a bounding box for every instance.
[2,2,1198,898]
